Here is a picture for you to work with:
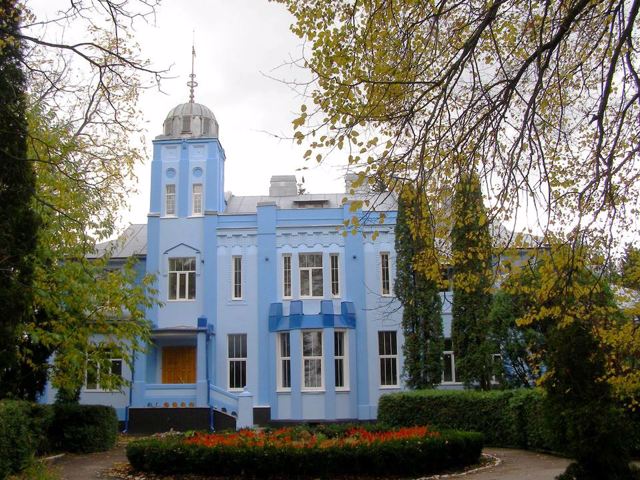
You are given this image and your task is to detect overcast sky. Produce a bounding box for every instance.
[29,0,348,226]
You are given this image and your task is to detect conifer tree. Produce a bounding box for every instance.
[0,0,39,396]
[394,186,443,388]
[451,172,494,389]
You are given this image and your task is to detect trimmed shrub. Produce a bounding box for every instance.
[49,404,118,453]
[127,426,483,478]
[378,389,528,447]
[0,401,34,479]
[378,389,640,455]
[28,403,55,455]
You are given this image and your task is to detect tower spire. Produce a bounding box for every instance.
[187,33,198,103]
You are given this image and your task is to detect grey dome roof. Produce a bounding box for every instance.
[157,102,219,139]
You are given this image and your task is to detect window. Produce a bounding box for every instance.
[182,115,191,133]
[491,353,503,383]
[302,330,323,390]
[168,257,196,300]
[283,254,292,298]
[439,265,453,292]
[299,253,323,297]
[165,184,176,216]
[228,334,247,390]
[378,331,398,387]
[334,330,348,390]
[442,338,456,383]
[330,253,340,297]
[192,183,203,215]
[277,332,291,390]
[203,117,211,136]
[232,256,242,299]
[86,356,123,391]
[380,252,391,295]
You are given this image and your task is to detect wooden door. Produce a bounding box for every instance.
[162,346,196,384]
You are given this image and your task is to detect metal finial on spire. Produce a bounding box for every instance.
[187,33,198,103]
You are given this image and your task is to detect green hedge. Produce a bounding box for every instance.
[49,404,118,453]
[0,401,54,479]
[378,389,639,455]
[127,429,483,478]
[0,401,118,478]
[0,401,36,479]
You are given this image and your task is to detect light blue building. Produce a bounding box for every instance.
[42,95,459,432]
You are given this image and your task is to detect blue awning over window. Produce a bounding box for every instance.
[268,300,356,332]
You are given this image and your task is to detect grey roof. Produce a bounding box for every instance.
[490,223,543,249]
[156,101,220,140]
[224,192,398,214]
[165,102,215,119]
[92,224,147,259]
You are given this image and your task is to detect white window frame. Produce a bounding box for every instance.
[378,330,398,387]
[228,334,247,391]
[192,183,203,216]
[442,339,457,384]
[334,330,349,391]
[168,257,196,301]
[299,253,323,298]
[380,252,391,296]
[301,330,324,391]
[165,183,176,216]
[282,254,292,299]
[277,332,291,392]
[232,255,242,300]
[85,357,123,392]
[491,353,503,384]
[330,253,340,297]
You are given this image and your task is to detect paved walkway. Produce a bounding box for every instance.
[49,445,127,480]
[49,446,573,480]
[466,448,571,480]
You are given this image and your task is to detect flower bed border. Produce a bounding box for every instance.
[126,426,483,478]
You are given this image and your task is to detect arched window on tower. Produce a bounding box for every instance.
[203,117,211,136]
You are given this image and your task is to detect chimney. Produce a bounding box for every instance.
[269,175,298,196]
[345,173,370,194]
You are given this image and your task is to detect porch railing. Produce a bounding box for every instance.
[209,384,241,415]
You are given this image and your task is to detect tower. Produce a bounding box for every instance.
[149,46,226,217]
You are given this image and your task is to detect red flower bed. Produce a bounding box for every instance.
[185,425,440,449]
[127,424,483,478]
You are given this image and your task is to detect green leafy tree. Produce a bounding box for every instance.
[451,172,494,389]
[488,289,543,388]
[25,92,156,402]
[507,248,633,479]
[394,186,443,388]
[0,0,165,399]
[277,0,640,254]
[619,244,640,291]
[0,0,39,397]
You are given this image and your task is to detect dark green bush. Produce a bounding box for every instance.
[49,404,118,453]
[378,389,640,456]
[0,401,34,479]
[127,429,483,478]
[28,403,55,455]
[378,389,529,447]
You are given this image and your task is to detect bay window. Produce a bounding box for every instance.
[302,330,323,390]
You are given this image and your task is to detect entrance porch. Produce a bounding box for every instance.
[131,322,211,408]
